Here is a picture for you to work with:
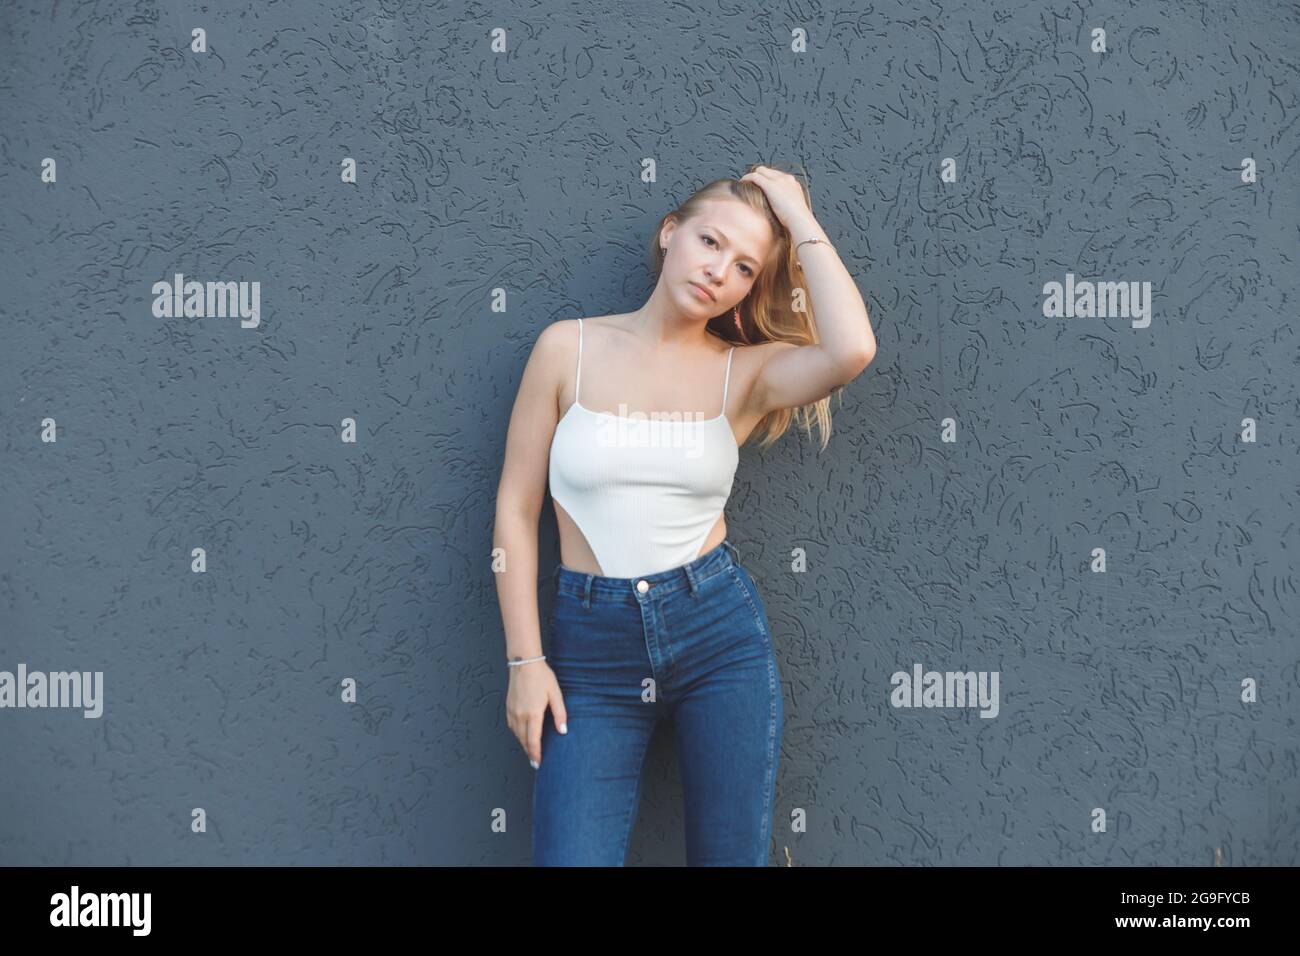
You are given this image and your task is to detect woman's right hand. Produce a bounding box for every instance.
[506,661,567,768]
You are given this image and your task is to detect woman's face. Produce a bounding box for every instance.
[661,198,776,316]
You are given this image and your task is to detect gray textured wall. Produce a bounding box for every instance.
[1,0,1297,866]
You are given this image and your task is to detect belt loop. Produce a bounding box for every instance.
[723,540,740,565]
[684,563,700,598]
[582,573,593,609]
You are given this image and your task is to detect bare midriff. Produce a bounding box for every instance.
[552,501,727,577]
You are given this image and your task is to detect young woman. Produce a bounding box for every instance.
[493,164,876,866]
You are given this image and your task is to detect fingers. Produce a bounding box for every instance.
[551,689,568,737]
[508,681,568,772]
[750,164,801,186]
[508,710,538,768]
[742,165,796,191]
[527,714,543,768]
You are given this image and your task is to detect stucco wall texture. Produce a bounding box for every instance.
[1,0,1297,866]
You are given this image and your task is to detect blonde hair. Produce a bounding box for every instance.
[648,162,835,451]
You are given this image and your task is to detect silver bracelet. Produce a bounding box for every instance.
[794,236,833,268]
[507,654,547,668]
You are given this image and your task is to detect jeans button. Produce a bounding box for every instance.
[636,579,649,594]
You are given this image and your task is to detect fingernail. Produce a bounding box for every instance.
[559,723,568,734]
[530,759,538,769]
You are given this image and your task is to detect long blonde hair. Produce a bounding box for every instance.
[648,163,835,451]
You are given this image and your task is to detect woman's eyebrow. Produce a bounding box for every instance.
[706,225,761,265]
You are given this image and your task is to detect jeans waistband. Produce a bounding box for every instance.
[553,539,741,605]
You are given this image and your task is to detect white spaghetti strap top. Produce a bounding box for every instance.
[548,318,739,579]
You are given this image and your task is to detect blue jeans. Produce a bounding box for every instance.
[532,539,783,866]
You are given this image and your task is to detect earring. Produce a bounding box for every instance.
[733,305,743,334]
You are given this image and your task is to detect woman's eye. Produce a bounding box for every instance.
[703,235,753,276]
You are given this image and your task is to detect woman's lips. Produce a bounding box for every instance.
[689,282,715,302]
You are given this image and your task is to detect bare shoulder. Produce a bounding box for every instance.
[520,320,575,412]
[537,314,618,351]
[534,317,580,356]
[533,317,610,413]
[535,313,628,359]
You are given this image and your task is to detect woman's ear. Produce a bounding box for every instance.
[659,214,678,248]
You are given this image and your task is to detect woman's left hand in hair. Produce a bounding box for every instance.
[739,165,816,230]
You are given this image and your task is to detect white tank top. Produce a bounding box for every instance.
[548,318,740,579]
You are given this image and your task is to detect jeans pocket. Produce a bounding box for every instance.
[728,565,768,639]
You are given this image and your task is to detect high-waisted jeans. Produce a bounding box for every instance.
[532,539,783,866]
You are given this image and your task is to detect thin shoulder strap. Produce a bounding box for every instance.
[574,318,584,403]
[720,346,735,415]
